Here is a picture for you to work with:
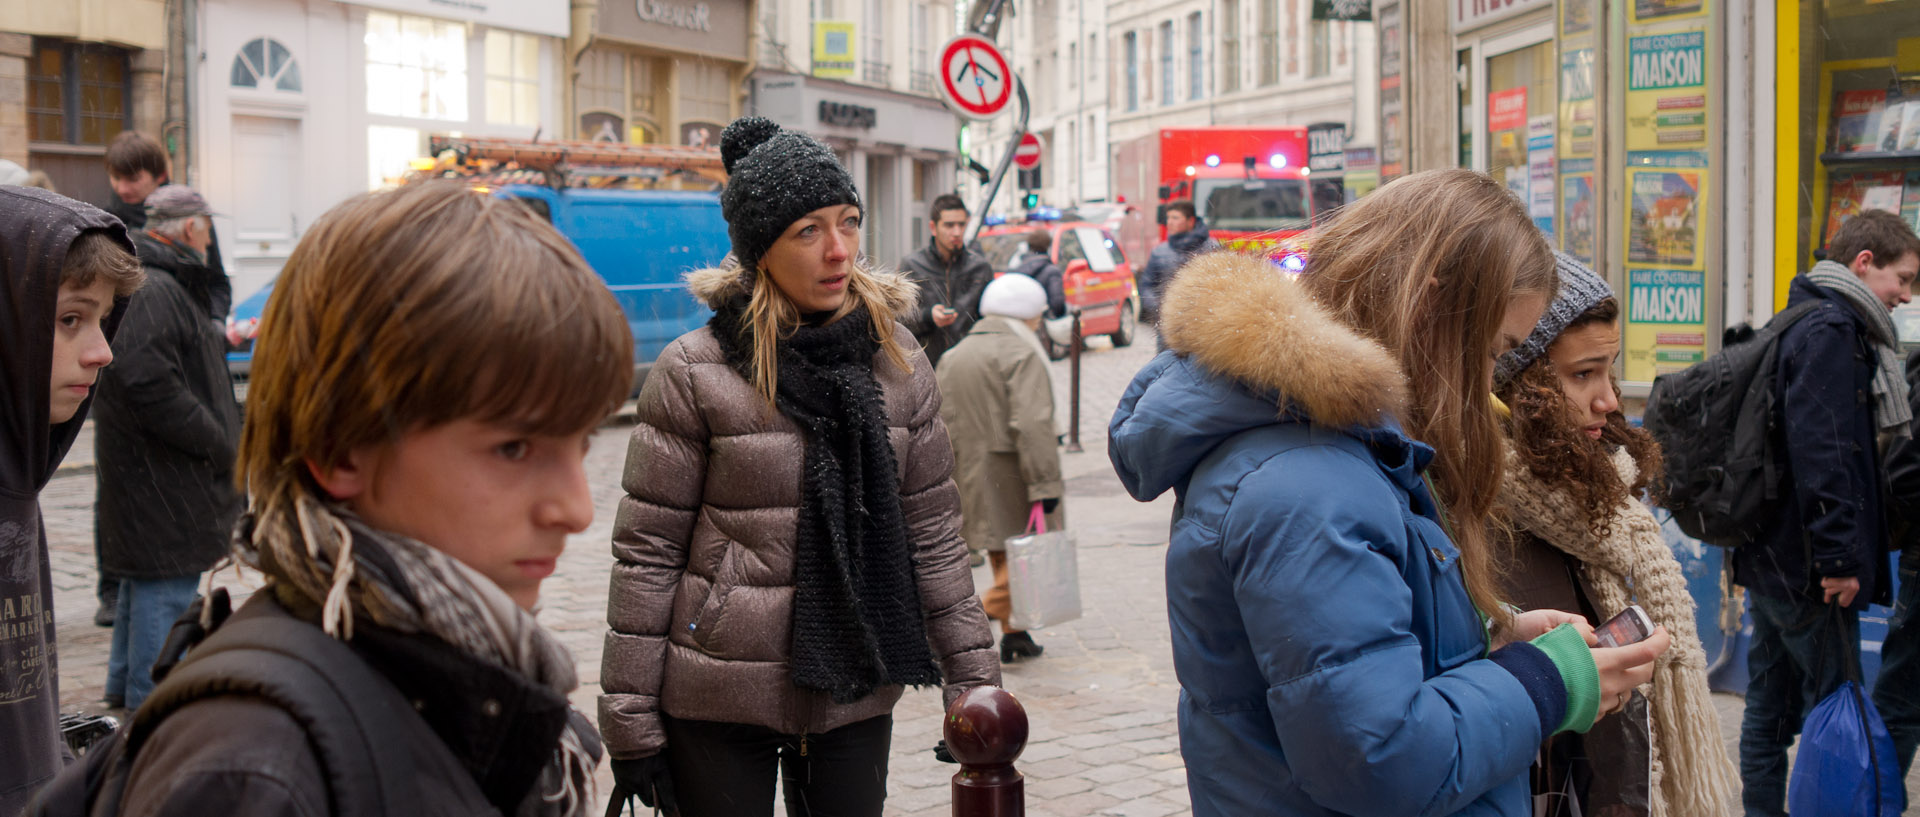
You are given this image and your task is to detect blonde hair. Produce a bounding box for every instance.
[1301,169,1555,630]
[738,257,913,407]
[237,181,632,586]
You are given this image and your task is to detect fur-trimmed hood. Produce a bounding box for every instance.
[1109,250,1418,502]
[685,256,921,316]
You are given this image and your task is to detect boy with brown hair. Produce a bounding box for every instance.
[73,180,629,816]
[0,186,143,815]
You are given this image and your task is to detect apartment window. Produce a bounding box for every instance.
[1087,34,1097,86]
[1258,0,1279,86]
[485,30,540,126]
[1124,31,1138,111]
[27,40,130,146]
[680,60,733,129]
[1086,113,1096,156]
[1068,42,1077,89]
[863,0,886,85]
[1220,0,1240,92]
[230,37,302,92]
[1308,18,1330,78]
[1067,118,1077,190]
[1159,21,1173,107]
[365,12,468,120]
[1187,12,1204,100]
[910,3,934,93]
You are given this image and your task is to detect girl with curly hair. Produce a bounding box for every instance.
[1495,253,1738,817]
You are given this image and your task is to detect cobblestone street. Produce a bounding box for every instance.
[34,330,1920,815]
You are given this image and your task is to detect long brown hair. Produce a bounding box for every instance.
[1301,169,1555,629]
[1499,299,1664,538]
[740,253,913,408]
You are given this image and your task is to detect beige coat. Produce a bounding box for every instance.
[935,316,1065,551]
[596,264,1000,760]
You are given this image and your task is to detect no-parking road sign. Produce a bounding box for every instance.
[1013,132,1043,169]
[939,34,1013,120]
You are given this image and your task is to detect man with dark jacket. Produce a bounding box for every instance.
[1739,210,1920,817]
[95,185,242,712]
[1136,200,1218,328]
[900,193,993,365]
[1010,228,1067,319]
[1870,214,1920,783]
[0,186,142,817]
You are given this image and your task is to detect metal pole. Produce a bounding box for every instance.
[966,76,1029,246]
[1065,309,1083,454]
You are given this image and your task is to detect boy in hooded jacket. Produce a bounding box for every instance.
[0,186,143,815]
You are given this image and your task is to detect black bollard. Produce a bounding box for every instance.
[946,686,1029,817]
[1065,309,1083,454]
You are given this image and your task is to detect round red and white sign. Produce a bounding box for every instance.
[1013,132,1044,169]
[939,34,1014,120]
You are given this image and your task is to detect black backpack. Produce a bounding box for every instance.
[28,589,422,817]
[1643,299,1826,547]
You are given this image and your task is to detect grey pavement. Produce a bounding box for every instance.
[36,330,1920,815]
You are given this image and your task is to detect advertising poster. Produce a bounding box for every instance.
[1632,0,1708,25]
[1560,158,1596,263]
[1377,3,1404,182]
[1625,30,1708,151]
[811,21,855,79]
[1625,268,1708,381]
[1626,162,1706,269]
[1562,0,1595,36]
[1528,117,1556,236]
[1560,48,1597,158]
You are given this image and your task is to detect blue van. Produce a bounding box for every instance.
[227,185,731,392]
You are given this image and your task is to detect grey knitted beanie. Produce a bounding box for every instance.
[1494,251,1615,389]
[719,116,863,271]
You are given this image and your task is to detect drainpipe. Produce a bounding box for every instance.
[568,0,598,140]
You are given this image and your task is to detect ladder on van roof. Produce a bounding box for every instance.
[426,135,726,187]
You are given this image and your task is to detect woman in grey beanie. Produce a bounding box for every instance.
[600,116,1000,817]
[1493,252,1739,817]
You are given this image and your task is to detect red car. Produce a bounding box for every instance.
[976,215,1140,357]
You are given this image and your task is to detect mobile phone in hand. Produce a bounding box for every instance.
[1593,604,1655,648]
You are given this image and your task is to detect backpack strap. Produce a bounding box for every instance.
[1756,298,1834,500]
[124,598,424,817]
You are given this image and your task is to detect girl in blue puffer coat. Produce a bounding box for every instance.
[1109,169,1670,817]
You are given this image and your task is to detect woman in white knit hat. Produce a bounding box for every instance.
[936,273,1064,663]
[1493,252,1739,817]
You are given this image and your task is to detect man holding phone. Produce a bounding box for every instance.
[902,194,993,366]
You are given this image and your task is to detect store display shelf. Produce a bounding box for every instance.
[1820,150,1920,166]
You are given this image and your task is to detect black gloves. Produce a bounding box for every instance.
[933,739,957,763]
[606,755,677,817]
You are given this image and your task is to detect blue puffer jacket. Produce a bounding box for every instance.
[1109,251,1572,817]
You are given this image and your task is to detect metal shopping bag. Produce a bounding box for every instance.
[1005,504,1081,631]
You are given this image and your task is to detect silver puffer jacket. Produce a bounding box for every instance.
[597,263,1000,759]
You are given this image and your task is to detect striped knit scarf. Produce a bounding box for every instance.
[1499,448,1740,817]
[1806,260,1912,440]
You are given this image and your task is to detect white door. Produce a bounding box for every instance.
[228,115,302,303]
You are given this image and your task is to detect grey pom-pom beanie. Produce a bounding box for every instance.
[718,116,863,271]
[1494,251,1615,389]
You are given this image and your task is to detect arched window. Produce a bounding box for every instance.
[231,38,301,92]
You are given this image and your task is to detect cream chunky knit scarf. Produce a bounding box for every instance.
[1499,448,1739,817]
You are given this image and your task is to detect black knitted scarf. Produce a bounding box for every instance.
[708,301,941,704]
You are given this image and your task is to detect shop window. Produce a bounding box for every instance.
[1221,0,1241,93]
[1794,2,1920,268]
[1484,41,1555,212]
[680,60,733,138]
[1159,21,1174,107]
[367,124,421,189]
[1258,0,1280,86]
[1124,32,1138,112]
[1188,12,1204,101]
[27,40,130,146]
[577,49,626,141]
[1308,18,1330,79]
[231,38,302,93]
[364,11,467,121]
[484,30,540,127]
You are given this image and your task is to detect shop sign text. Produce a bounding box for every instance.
[637,0,712,32]
[1628,32,1704,90]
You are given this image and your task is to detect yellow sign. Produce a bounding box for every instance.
[812,21,856,79]
[1625,29,1708,152]
[1623,157,1710,382]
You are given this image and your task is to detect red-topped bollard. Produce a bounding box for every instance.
[946,686,1029,817]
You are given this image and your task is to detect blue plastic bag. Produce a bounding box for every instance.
[1787,680,1905,817]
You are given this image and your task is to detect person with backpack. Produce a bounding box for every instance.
[598,117,999,817]
[1494,253,1739,816]
[1865,215,1920,782]
[0,186,142,817]
[1735,209,1919,817]
[1108,169,1669,817]
[31,180,628,817]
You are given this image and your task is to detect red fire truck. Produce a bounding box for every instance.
[1112,126,1315,269]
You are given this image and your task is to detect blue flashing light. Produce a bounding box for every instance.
[1205,154,1221,168]
[1025,206,1063,222]
[1276,253,1306,273]
[1269,154,1287,169]
[983,214,1007,226]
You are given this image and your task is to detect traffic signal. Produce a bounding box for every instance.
[1023,192,1040,208]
